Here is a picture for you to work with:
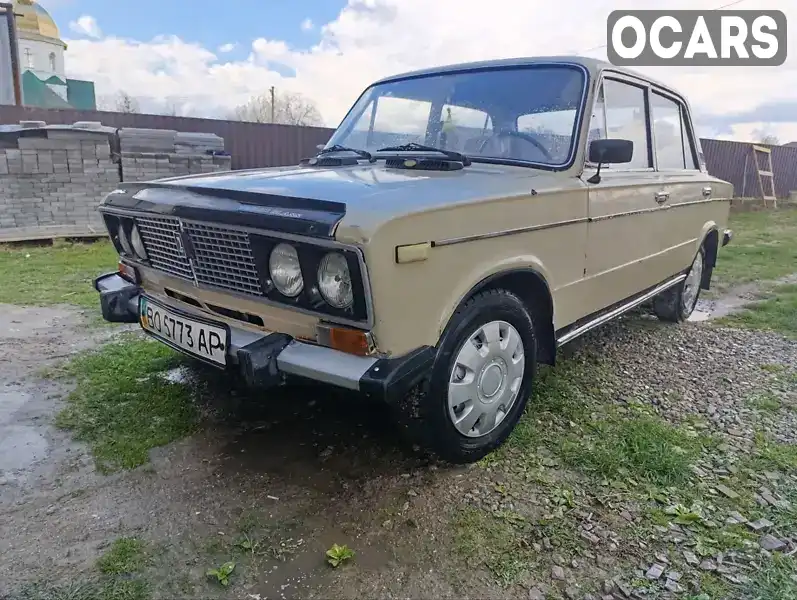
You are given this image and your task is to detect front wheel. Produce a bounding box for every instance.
[395,289,537,464]
[653,246,705,323]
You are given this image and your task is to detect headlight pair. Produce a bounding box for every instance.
[117,221,148,261]
[268,243,353,309]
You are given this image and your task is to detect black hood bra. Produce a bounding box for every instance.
[101,182,347,238]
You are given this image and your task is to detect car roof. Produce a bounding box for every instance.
[372,55,683,99]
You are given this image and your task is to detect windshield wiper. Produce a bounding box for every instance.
[376,142,471,166]
[317,144,374,162]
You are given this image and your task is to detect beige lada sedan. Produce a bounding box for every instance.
[94,56,733,463]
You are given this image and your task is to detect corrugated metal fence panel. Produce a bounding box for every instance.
[0,105,335,170]
[700,138,797,199]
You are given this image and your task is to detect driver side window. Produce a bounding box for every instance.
[588,79,651,169]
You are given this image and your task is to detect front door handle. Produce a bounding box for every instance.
[655,191,670,204]
[702,186,712,198]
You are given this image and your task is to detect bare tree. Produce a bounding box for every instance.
[114,91,141,114]
[758,133,780,146]
[231,88,323,126]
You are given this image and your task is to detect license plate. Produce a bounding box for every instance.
[139,296,229,366]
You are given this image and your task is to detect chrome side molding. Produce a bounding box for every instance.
[556,274,687,347]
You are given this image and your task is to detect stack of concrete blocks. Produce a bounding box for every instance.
[0,128,119,241]
[0,122,232,242]
[119,128,231,183]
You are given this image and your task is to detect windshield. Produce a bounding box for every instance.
[326,64,587,168]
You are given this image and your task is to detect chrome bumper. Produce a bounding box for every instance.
[93,272,434,400]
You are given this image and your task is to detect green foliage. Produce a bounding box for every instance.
[325,543,355,568]
[206,561,236,587]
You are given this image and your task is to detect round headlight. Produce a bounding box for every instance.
[130,224,148,260]
[269,243,304,297]
[117,222,133,255]
[317,252,353,309]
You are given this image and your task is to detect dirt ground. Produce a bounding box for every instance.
[0,279,795,599]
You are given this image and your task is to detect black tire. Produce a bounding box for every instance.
[393,288,538,464]
[653,246,705,323]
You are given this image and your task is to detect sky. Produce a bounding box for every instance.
[39,0,797,144]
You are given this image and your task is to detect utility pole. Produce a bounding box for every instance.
[269,85,275,124]
[0,2,23,105]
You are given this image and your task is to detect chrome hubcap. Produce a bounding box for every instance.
[683,253,703,310]
[448,320,525,438]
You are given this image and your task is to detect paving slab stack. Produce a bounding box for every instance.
[120,128,231,182]
[0,122,232,242]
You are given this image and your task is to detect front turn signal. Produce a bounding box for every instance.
[316,324,375,356]
[118,260,139,284]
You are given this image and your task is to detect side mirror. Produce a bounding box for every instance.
[588,138,633,164]
[316,144,325,150]
[587,138,634,184]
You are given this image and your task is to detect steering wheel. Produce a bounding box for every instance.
[478,129,553,161]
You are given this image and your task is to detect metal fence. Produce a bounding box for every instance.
[0,105,335,170]
[1,105,796,198]
[699,138,797,199]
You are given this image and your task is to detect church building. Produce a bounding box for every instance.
[12,0,96,110]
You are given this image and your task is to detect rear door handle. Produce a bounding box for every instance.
[655,191,670,204]
[702,186,712,198]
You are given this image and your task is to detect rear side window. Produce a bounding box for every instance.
[651,92,698,170]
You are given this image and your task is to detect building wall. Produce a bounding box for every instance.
[0,11,13,105]
[17,35,64,78]
[0,128,232,242]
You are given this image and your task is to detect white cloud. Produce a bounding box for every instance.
[68,15,102,39]
[60,0,796,142]
[218,43,237,53]
[300,18,314,32]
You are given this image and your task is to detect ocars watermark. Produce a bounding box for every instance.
[607,10,787,66]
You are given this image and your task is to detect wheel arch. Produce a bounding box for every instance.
[439,266,557,366]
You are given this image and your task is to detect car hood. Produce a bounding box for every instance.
[103,162,549,239]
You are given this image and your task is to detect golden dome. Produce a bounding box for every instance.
[12,0,61,40]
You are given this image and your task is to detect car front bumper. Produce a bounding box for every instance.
[93,272,433,403]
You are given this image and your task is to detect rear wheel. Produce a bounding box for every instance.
[394,289,537,464]
[653,246,705,323]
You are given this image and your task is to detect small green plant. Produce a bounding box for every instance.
[234,533,261,555]
[555,488,577,509]
[206,561,236,587]
[664,503,704,526]
[326,543,355,568]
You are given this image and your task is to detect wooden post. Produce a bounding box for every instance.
[0,2,22,105]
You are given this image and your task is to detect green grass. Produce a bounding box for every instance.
[558,413,701,486]
[54,336,198,473]
[745,554,797,600]
[746,391,783,412]
[749,432,797,473]
[507,360,701,487]
[0,239,117,307]
[97,538,148,576]
[13,538,151,600]
[711,208,797,292]
[452,506,534,587]
[718,284,797,338]
[13,581,146,600]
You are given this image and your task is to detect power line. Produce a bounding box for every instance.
[577,0,750,55]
